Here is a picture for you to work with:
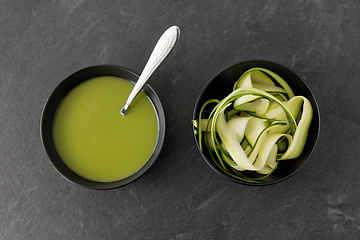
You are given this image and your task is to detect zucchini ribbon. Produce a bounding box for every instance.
[193,68,313,183]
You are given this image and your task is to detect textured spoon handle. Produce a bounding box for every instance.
[120,26,180,115]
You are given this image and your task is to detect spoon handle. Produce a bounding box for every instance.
[120,26,180,115]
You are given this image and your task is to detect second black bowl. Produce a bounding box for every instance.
[193,60,320,185]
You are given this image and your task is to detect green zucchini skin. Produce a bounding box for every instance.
[193,68,313,183]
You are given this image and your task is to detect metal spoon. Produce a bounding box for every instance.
[120,25,180,116]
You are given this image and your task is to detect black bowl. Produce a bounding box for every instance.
[193,60,320,185]
[41,65,166,189]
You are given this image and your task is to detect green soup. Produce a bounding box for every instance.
[53,76,159,182]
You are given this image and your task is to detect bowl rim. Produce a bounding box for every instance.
[40,64,166,189]
[192,59,320,186]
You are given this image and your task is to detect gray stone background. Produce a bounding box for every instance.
[0,0,359,239]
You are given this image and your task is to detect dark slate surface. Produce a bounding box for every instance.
[0,0,359,239]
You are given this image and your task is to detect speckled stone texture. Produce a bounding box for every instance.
[0,0,359,239]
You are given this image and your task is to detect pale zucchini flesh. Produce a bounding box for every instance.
[193,68,313,183]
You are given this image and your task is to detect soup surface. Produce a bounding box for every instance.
[53,76,159,182]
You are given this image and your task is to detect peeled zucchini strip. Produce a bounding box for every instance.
[247,122,287,165]
[234,69,275,90]
[234,68,295,98]
[196,99,219,151]
[257,165,274,174]
[252,83,286,94]
[192,119,213,132]
[241,98,270,116]
[266,144,278,169]
[254,133,292,170]
[244,118,266,147]
[264,106,282,119]
[235,71,253,88]
[215,106,257,170]
[227,117,251,142]
[273,93,289,102]
[248,70,276,85]
[221,142,243,168]
[234,95,262,107]
[256,143,279,174]
[280,96,313,159]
